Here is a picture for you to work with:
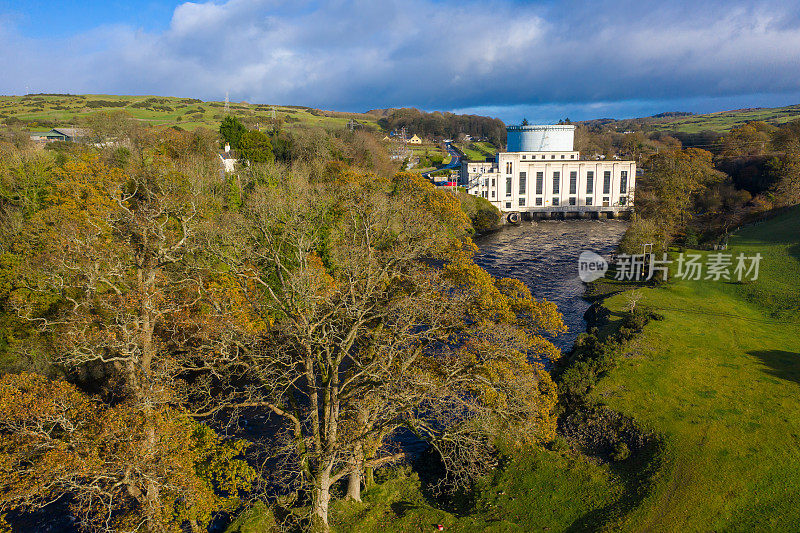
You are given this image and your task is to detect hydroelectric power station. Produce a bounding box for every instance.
[461,124,636,223]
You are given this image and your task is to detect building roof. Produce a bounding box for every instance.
[50,128,90,138]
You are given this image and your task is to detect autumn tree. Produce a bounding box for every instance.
[716,122,772,158]
[1,136,252,531]
[768,152,800,207]
[635,148,723,243]
[0,373,254,532]
[206,171,564,531]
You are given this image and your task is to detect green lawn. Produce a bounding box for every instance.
[595,205,800,531]
[332,445,621,533]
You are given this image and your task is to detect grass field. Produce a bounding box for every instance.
[0,93,381,132]
[594,205,800,531]
[646,104,800,134]
[454,141,497,160]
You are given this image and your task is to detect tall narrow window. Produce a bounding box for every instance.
[586,171,594,194]
[603,171,611,194]
[620,171,628,193]
[569,171,577,195]
[536,172,544,194]
[506,161,513,174]
[506,176,512,197]
[519,171,527,194]
[552,172,560,194]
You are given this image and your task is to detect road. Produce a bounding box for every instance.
[421,142,460,179]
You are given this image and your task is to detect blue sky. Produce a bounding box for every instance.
[2,0,800,123]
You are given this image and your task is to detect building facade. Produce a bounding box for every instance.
[461,125,635,217]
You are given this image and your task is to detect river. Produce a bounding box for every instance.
[474,219,628,353]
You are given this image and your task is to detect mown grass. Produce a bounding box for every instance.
[0,94,381,132]
[594,205,800,531]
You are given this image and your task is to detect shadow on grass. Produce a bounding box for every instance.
[749,350,800,385]
[389,501,417,518]
[565,436,668,532]
[789,243,800,261]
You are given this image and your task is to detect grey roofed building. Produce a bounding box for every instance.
[31,128,91,143]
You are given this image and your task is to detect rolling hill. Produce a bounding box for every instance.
[0,93,381,132]
[581,103,800,134]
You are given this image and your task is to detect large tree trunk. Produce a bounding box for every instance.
[364,466,375,489]
[346,443,364,502]
[311,466,333,532]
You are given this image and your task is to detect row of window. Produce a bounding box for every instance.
[498,196,629,208]
[501,171,628,197]
[519,154,576,160]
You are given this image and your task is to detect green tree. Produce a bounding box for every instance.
[238,130,274,164]
[219,116,247,149]
[636,148,722,243]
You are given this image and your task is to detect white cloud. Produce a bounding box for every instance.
[1,0,800,115]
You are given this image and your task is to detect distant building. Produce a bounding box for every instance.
[30,128,90,143]
[462,124,636,217]
[408,134,423,145]
[219,144,237,173]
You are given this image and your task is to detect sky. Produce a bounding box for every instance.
[2,0,800,123]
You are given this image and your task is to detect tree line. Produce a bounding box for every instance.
[618,119,800,253]
[375,108,506,147]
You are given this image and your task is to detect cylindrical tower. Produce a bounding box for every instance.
[506,124,575,152]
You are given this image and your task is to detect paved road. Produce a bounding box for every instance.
[422,142,460,178]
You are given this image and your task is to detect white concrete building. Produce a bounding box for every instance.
[462,124,635,220]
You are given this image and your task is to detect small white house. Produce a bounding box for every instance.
[219,144,237,173]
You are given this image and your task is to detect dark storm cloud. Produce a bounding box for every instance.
[1,0,799,117]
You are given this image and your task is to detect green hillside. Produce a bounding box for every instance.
[582,104,800,135]
[0,93,381,132]
[648,104,800,133]
[595,205,800,531]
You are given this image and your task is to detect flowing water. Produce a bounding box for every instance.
[474,219,628,353]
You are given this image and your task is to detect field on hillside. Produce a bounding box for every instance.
[454,140,497,160]
[595,205,800,531]
[645,104,800,134]
[0,94,381,132]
